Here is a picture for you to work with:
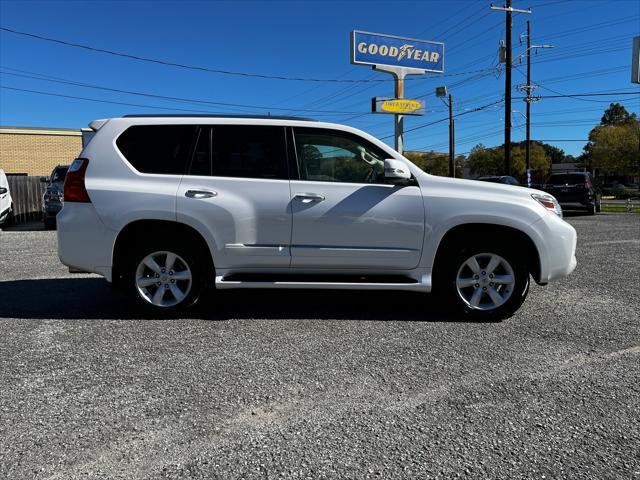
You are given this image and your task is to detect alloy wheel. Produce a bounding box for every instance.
[455,253,515,311]
[135,251,193,308]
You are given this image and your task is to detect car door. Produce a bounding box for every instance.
[176,124,292,269]
[289,127,424,269]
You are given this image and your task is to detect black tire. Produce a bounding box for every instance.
[7,206,14,226]
[587,203,596,215]
[124,242,206,312]
[438,244,530,321]
[595,198,602,213]
[3,205,15,227]
[43,217,56,230]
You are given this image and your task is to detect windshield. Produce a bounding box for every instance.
[51,167,69,183]
[547,173,585,185]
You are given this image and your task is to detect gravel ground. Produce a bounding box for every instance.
[0,213,638,479]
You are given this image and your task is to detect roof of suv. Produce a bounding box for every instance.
[121,114,318,122]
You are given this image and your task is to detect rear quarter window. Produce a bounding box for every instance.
[116,125,196,174]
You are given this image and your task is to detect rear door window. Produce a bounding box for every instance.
[211,126,287,180]
[548,174,585,185]
[116,125,196,175]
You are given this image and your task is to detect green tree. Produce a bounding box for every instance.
[583,103,640,175]
[467,143,550,182]
[405,151,464,177]
[466,144,503,177]
[510,143,551,183]
[512,141,568,164]
[589,122,640,176]
[600,102,638,127]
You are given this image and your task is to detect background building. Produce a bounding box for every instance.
[0,126,83,176]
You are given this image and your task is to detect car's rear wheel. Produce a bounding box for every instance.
[595,197,602,213]
[126,246,204,311]
[587,202,596,215]
[441,246,530,321]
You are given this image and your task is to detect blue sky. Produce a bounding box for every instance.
[0,0,638,157]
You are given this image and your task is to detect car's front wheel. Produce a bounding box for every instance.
[126,246,204,311]
[441,246,530,321]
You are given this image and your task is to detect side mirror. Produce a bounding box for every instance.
[40,176,50,183]
[0,187,6,195]
[384,159,411,181]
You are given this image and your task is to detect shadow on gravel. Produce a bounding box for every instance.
[0,277,482,323]
[562,211,594,217]
[1,220,46,232]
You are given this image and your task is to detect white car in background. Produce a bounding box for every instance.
[0,169,14,228]
[57,115,577,320]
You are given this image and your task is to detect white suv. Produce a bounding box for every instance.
[57,115,577,320]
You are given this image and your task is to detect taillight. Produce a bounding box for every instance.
[63,158,91,203]
[585,179,593,189]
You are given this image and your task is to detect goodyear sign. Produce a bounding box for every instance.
[372,97,424,115]
[351,30,444,73]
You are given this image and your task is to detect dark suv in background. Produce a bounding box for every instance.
[41,165,69,229]
[543,171,601,215]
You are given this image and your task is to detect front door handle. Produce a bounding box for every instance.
[185,189,217,199]
[294,193,325,204]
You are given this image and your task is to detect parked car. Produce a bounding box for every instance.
[0,169,14,227]
[57,115,577,320]
[41,165,69,229]
[476,175,521,186]
[542,171,601,215]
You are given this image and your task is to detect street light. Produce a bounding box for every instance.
[436,86,455,178]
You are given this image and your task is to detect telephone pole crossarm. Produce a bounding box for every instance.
[490,5,532,14]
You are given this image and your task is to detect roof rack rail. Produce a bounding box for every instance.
[121,114,317,121]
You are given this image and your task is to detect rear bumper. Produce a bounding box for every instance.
[531,213,577,284]
[553,191,597,208]
[57,203,116,281]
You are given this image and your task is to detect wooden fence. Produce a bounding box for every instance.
[6,175,46,224]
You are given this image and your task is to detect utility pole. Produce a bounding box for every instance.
[436,86,455,177]
[518,22,552,187]
[396,73,405,154]
[448,93,455,178]
[525,20,532,186]
[491,2,531,175]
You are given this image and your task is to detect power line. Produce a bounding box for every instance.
[0,85,232,113]
[380,99,505,140]
[521,91,640,100]
[0,26,391,83]
[0,26,492,84]
[0,68,367,115]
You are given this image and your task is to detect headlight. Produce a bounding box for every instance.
[532,193,562,217]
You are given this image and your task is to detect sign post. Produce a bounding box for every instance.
[373,65,426,153]
[351,31,444,155]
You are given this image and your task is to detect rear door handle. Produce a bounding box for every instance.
[294,193,325,204]
[185,189,217,199]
